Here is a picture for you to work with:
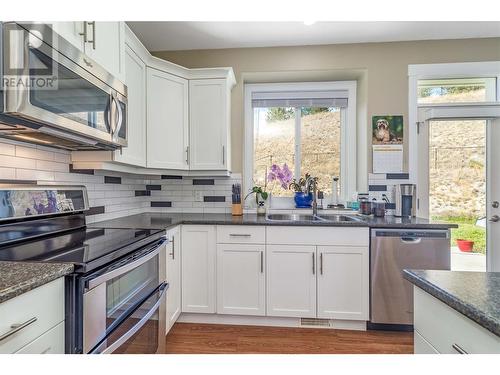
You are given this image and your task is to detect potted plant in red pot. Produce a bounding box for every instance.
[456,239,474,252]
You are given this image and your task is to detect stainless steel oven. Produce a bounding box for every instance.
[83,236,167,354]
[0,22,127,150]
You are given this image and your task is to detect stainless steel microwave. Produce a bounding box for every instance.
[0,22,127,150]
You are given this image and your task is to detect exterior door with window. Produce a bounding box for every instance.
[417,107,500,272]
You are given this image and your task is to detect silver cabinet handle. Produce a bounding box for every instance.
[260,251,264,273]
[169,236,175,260]
[492,201,499,208]
[320,253,323,275]
[489,215,500,222]
[0,317,37,342]
[229,233,251,237]
[185,146,189,165]
[452,343,468,354]
[312,252,315,275]
[87,21,96,50]
[222,145,225,165]
[79,21,88,42]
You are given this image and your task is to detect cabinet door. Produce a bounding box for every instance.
[114,44,146,167]
[147,68,189,170]
[181,225,216,313]
[317,246,369,320]
[216,244,265,316]
[83,22,125,82]
[189,79,228,170]
[267,245,316,318]
[166,226,181,334]
[51,22,85,51]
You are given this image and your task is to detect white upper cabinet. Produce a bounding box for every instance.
[147,68,189,169]
[51,22,85,51]
[113,43,147,167]
[83,22,126,83]
[52,22,125,83]
[189,79,231,171]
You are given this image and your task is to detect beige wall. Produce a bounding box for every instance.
[153,38,500,190]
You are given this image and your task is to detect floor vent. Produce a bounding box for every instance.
[300,318,331,327]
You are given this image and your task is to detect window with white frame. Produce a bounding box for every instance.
[244,82,357,205]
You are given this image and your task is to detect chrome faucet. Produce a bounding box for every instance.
[305,176,319,216]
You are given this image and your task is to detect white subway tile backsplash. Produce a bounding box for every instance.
[0,140,241,223]
[0,143,15,156]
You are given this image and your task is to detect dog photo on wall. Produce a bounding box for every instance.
[372,115,404,144]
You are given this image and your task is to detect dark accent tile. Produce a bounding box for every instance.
[146,185,162,191]
[204,195,226,202]
[386,173,409,180]
[369,185,388,192]
[161,175,183,180]
[385,203,396,209]
[151,201,172,208]
[193,179,215,186]
[104,176,121,184]
[69,164,94,175]
[135,190,151,197]
[85,206,105,216]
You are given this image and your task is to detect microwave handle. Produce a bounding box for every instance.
[86,238,166,290]
[113,95,123,141]
[90,282,168,354]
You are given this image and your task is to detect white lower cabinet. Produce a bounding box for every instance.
[166,226,181,333]
[317,246,369,320]
[0,278,65,354]
[15,322,65,354]
[414,330,439,354]
[216,244,266,316]
[266,245,317,318]
[181,225,216,313]
[414,286,500,354]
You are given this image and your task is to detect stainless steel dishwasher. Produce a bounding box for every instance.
[370,228,450,328]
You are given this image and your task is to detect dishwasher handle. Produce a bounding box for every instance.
[372,229,449,239]
[400,237,422,244]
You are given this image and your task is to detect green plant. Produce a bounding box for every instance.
[289,173,318,193]
[245,186,269,206]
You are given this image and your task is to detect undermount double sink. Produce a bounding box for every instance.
[265,213,363,223]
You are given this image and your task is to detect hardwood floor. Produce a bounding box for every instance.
[165,323,413,354]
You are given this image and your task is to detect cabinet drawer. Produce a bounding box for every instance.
[414,287,500,354]
[414,330,439,354]
[15,322,64,354]
[217,225,265,244]
[0,278,64,354]
[267,226,369,246]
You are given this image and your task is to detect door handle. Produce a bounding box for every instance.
[452,343,468,354]
[312,253,315,275]
[260,251,264,273]
[320,253,323,275]
[489,215,500,222]
[492,201,499,208]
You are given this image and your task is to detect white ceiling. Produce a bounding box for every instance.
[127,21,500,52]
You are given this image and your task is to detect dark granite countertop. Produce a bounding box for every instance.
[89,212,457,230]
[403,269,500,337]
[0,261,73,304]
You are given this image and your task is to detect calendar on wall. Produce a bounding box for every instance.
[372,144,403,173]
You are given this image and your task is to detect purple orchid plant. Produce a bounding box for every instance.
[267,163,293,190]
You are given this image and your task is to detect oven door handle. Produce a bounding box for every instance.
[86,238,166,290]
[90,282,168,354]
